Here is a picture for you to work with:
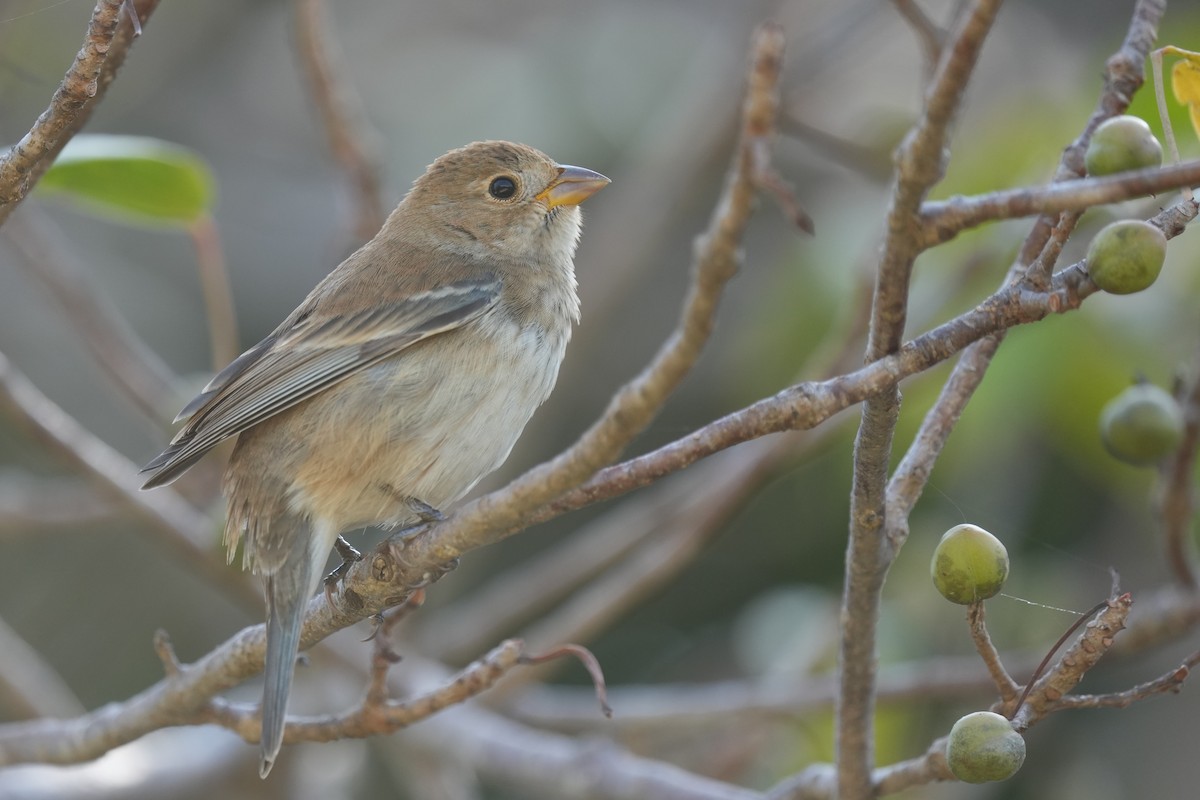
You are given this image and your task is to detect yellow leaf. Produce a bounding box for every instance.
[1170,54,1200,105]
[1163,46,1200,141]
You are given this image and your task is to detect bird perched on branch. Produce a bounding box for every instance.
[141,140,609,777]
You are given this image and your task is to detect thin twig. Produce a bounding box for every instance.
[1051,649,1200,709]
[885,334,1002,529]
[890,0,944,74]
[1152,47,1193,201]
[205,640,525,745]
[780,114,894,183]
[293,0,386,240]
[1156,350,1200,588]
[921,159,1200,246]
[966,602,1020,703]
[3,209,181,424]
[188,214,240,371]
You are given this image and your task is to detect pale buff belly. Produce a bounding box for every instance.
[252,318,567,533]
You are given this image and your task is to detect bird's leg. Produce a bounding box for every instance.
[322,535,364,598]
[404,496,446,523]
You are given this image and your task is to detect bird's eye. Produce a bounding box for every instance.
[488,176,517,199]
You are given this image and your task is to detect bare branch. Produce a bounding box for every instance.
[885,335,1001,525]
[840,2,1003,794]
[490,442,785,697]
[0,0,161,226]
[0,352,257,609]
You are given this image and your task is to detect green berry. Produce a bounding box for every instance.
[1100,383,1185,465]
[931,524,1009,605]
[1086,220,1167,295]
[946,711,1026,783]
[1085,116,1163,176]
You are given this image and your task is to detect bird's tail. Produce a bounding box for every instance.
[259,523,331,778]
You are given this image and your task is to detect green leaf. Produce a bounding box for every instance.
[38,134,215,226]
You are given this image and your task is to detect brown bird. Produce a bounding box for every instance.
[140,141,608,777]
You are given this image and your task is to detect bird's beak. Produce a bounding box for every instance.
[535,165,610,209]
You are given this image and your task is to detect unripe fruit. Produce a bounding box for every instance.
[1085,115,1163,175]
[946,711,1026,783]
[931,524,1009,605]
[1086,219,1167,295]
[1100,383,1185,465]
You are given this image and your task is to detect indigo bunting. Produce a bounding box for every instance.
[141,141,608,776]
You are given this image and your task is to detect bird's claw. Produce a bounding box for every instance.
[323,535,364,601]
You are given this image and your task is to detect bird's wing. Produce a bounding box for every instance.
[140,276,500,488]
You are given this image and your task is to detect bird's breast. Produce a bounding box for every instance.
[280,309,571,532]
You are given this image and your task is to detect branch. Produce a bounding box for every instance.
[885,334,1002,526]
[1012,593,1133,728]
[0,0,160,226]
[0,615,85,720]
[921,159,1200,246]
[1050,649,1200,710]
[0,473,117,530]
[489,441,784,697]
[890,0,944,75]
[513,652,1041,734]
[881,0,1173,559]
[397,656,765,800]
[0,352,257,609]
[293,0,387,240]
[204,639,526,745]
[3,209,181,424]
[966,602,1019,703]
[840,2,1003,795]
[1156,352,1200,588]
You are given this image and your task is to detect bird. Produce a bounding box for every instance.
[140,140,609,777]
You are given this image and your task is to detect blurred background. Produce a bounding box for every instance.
[1,0,1200,797]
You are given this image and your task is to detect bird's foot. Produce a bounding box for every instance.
[323,535,363,601]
